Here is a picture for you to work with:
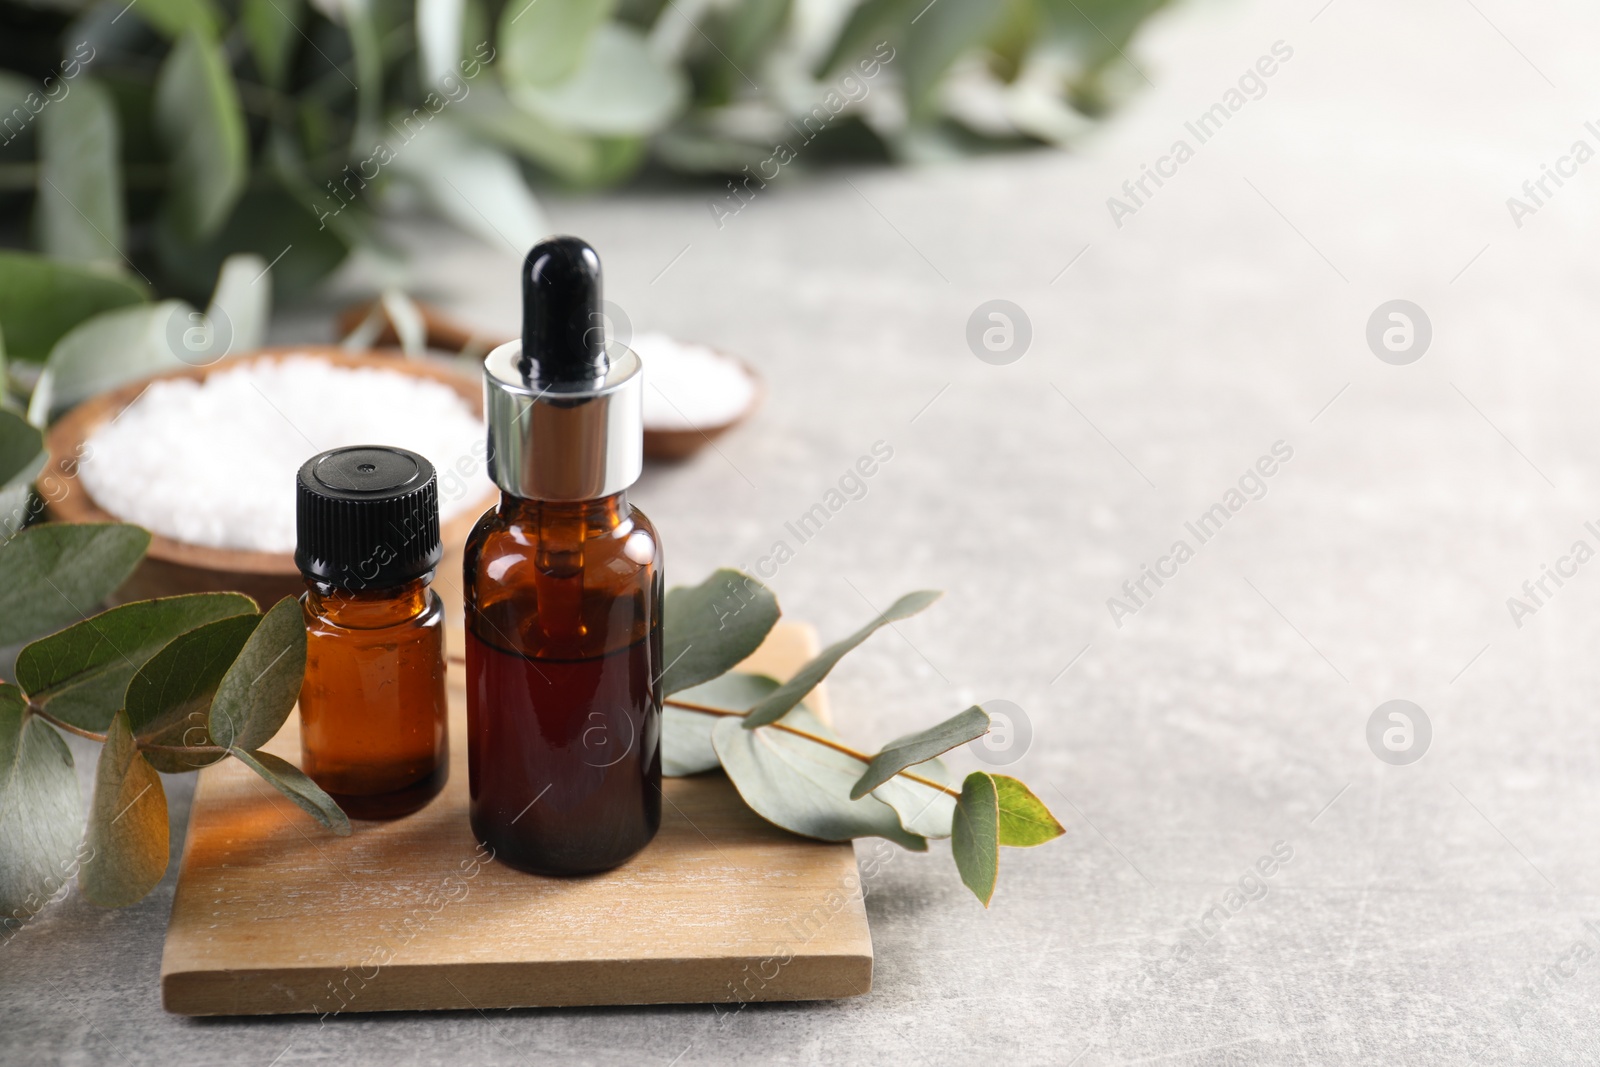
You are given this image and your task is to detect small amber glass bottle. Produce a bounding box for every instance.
[296,445,449,820]
[465,236,663,875]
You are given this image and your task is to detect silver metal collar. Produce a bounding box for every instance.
[483,339,644,501]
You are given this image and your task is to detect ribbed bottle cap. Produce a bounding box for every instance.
[295,445,442,590]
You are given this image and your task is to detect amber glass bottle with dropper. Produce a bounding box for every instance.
[464,236,663,875]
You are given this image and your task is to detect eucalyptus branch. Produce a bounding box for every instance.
[665,697,962,799]
[29,702,234,757]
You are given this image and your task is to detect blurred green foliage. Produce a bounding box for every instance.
[0,0,1170,299]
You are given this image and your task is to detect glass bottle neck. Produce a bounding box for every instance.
[498,490,629,531]
[304,575,433,627]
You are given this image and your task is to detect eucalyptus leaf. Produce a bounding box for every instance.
[151,186,350,303]
[36,77,125,268]
[993,773,1065,847]
[743,589,941,728]
[127,613,262,773]
[210,597,306,752]
[664,671,779,777]
[0,409,45,542]
[342,0,385,147]
[155,29,248,241]
[499,0,616,89]
[716,0,792,67]
[0,685,82,919]
[417,0,466,86]
[242,0,301,87]
[711,713,927,851]
[79,710,168,907]
[768,698,957,840]
[816,0,908,76]
[905,0,1010,120]
[661,568,780,697]
[867,759,956,839]
[850,704,989,798]
[17,592,257,732]
[455,80,608,185]
[232,748,352,835]
[952,770,999,906]
[0,251,146,364]
[389,117,548,253]
[204,252,271,359]
[131,0,224,38]
[511,24,688,136]
[28,300,193,424]
[0,523,150,646]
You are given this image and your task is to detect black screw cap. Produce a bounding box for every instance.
[295,445,442,590]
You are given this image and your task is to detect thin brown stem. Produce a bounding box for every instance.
[665,697,962,798]
[28,704,105,743]
[30,704,229,758]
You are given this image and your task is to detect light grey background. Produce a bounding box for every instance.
[10,0,1600,1062]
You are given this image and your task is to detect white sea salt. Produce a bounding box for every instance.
[632,333,756,431]
[78,355,493,553]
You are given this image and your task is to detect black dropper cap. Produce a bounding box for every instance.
[519,236,608,386]
[296,445,442,590]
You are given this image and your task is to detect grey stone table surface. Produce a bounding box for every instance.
[10,0,1600,1063]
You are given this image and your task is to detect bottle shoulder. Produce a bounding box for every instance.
[302,587,444,634]
[465,500,661,575]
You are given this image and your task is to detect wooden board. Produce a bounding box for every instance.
[160,624,872,1016]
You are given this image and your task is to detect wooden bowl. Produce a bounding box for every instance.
[639,353,764,462]
[44,347,497,607]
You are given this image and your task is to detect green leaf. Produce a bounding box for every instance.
[210,597,306,752]
[712,711,927,850]
[389,118,549,252]
[661,569,780,697]
[905,0,1010,120]
[232,748,351,835]
[242,0,301,87]
[457,79,616,186]
[499,0,616,88]
[743,589,941,728]
[417,0,466,86]
[203,253,271,359]
[36,77,126,268]
[17,592,257,732]
[664,671,779,776]
[511,23,688,136]
[131,0,224,38]
[717,0,792,67]
[127,613,262,773]
[79,711,168,907]
[0,251,146,364]
[952,770,999,906]
[343,0,385,148]
[155,29,248,241]
[816,0,908,75]
[0,685,82,918]
[28,301,193,424]
[0,409,46,542]
[0,523,150,646]
[866,758,955,838]
[151,185,350,304]
[993,774,1065,847]
[850,704,989,798]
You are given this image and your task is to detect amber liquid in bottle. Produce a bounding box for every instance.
[299,576,450,820]
[463,491,662,875]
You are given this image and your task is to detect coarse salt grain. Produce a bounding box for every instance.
[633,333,756,431]
[78,355,492,553]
